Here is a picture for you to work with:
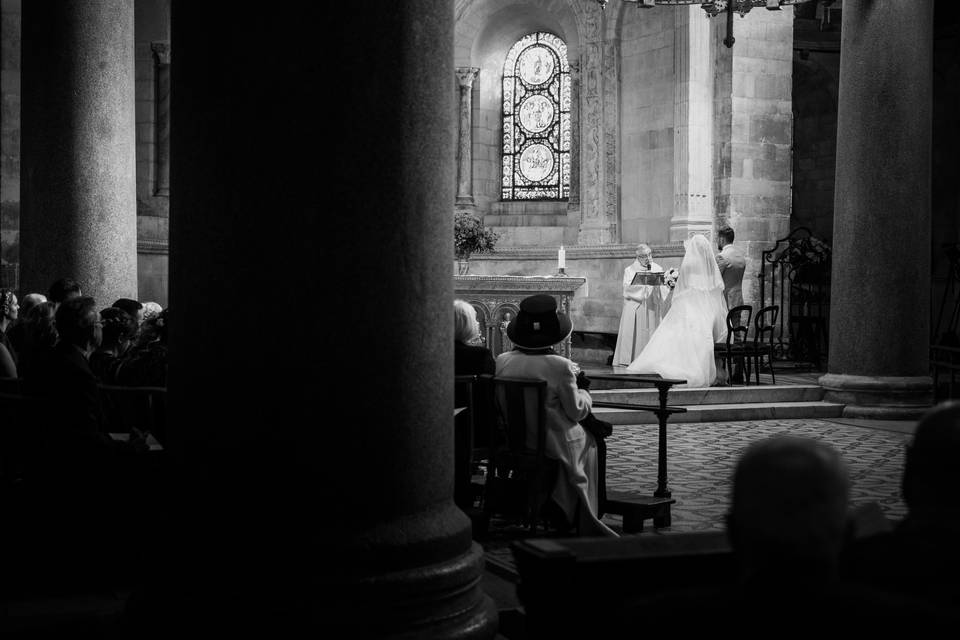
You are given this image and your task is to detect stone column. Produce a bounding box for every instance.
[151,41,170,197]
[671,5,714,241]
[20,0,137,305]
[820,0,934,417]
[565,60,581,244]
[567,60,581,207]
[142,2,497,636]
[455,67,478,210]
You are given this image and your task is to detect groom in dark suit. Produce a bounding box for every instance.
[717,226,746,311]
[717,226,747,382]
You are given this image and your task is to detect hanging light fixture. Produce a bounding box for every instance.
[596,1,811,48]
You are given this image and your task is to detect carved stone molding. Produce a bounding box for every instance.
[151,41,170,66]
[454,275,586,358]
[455,66,479,88]
[576,1,620,245]
[151,41,171,197]
[567,61,581,208]
[467,243,685,260]
[137,239,169,255]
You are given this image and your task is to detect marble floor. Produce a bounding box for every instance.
[481,415,916,585]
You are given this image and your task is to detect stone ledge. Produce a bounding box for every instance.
[137,239,168,255]
[470,243,685,261]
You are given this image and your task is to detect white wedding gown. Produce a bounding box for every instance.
[626,235,729,388]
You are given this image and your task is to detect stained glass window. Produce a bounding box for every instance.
[502,32,570,201]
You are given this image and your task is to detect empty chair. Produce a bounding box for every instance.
[715,305,753,385]
[454,374,479,512]
[98,384,168,445]
[751,305,779,384]
[483,376,558,534]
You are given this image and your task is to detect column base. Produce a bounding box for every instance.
[338,540,498,638]
[819,373,934,419]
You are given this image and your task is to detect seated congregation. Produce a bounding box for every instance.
[455,293,960,632]
[0,279,169,599]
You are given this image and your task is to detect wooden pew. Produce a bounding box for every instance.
[512,531,734,637]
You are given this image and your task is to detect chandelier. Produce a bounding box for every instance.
[596,1,811,48]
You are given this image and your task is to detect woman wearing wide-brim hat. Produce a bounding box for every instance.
[496,294,617,537]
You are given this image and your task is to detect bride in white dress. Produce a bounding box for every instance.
[625,234,729,387]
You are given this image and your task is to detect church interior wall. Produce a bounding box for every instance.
[0,0,20,285]
[931,10,960,340]
[457,0,580,246]
[619,5,675,246]
[713,8,793,306]
[791,49,838,245]
[134,0,169,306]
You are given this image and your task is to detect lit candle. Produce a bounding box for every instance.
[558,245,566,269]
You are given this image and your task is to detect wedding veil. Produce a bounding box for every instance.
[675,234,725,294]
[625,233,729,384]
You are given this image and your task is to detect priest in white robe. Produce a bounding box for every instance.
[612,244,671,367]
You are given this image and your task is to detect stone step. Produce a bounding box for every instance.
[592,400,845,424]
[591,384,824,406]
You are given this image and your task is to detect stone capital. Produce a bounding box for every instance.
[151,41,171,65]
[455,67,479,88]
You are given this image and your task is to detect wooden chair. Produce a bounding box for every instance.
[484,376,558,534]
[97,384,168,445]
[454,374,479,512]
[751,305,779,384]
[714,305,753,385]
[0,377,22,395]
[0,390,44,491]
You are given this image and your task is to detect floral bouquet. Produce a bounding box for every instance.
[664,268,679,289]
[454,212,499,260]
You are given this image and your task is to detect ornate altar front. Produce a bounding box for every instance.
[454,275,587,359]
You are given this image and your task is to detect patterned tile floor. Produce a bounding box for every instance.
[483,417,915,580]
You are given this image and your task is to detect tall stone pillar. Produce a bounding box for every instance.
[671,5,714,241]
[20,0,137,305]
[141,2,497,636]
[455,67,479,211]
[820,0,934,417]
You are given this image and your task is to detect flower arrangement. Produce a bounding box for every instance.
[785,236,831,266]
[454,212,499,260]
[664,268,679,289]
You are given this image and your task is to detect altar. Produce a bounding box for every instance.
[454,275,586,358]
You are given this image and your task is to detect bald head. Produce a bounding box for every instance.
[22,293,47,314]
[729,436,849,571]
[903,401,960,512]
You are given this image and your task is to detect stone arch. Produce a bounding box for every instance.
[455,0,584,225]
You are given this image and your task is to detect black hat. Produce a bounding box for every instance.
[506,294,573,350]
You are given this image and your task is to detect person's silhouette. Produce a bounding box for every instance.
[843,401,960,616]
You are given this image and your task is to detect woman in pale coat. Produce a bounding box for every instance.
[496,294,617,537]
